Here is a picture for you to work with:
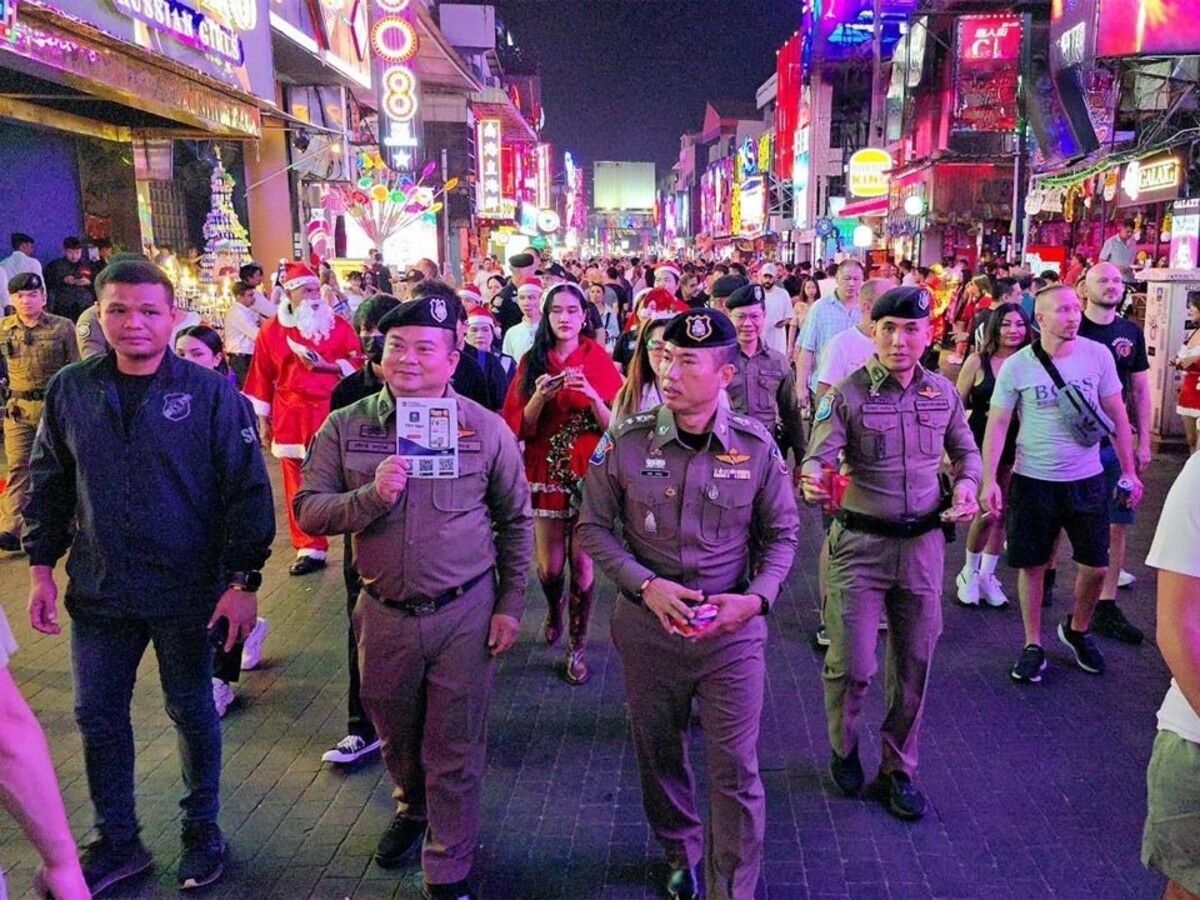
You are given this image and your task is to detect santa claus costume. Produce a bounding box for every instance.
[243,262,361,574]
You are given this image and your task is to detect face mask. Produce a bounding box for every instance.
[364,334,385,365]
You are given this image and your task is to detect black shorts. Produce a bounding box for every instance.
[1006,472,1110,569]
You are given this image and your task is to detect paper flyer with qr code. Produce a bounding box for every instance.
[395,398,458,478]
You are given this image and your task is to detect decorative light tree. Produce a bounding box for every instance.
[191,147,252,324]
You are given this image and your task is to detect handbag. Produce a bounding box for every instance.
[1030,341,1115,447]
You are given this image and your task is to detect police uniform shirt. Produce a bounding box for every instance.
[577,404,799,608]
[294,386,533,619]
[804,356,981,521]
[0,312,78,393]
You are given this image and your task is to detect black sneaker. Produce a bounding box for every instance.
[179,821,225,890]
[423,880,477,900]
[375,814,426,868]
[1058,617,1106,674]
[1010,644,1047,683]
[830,745,864,796]
[880,771,927,821]
[1091,601,1144,645]
[80,836,154,895]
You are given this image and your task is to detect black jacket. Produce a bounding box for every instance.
[24,352,275,618]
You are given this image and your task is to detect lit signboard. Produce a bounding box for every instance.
[476,118,505,217]
[373,0,420,170]
[847,148,893,198]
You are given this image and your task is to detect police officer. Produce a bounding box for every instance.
[577,309,799,900]
[0,272,78,551]
[294,294,533,900]
[801,286,981,821]
[724,283,805,460]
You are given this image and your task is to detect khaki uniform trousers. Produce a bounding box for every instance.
[612,598,767,900]
[823,521,945,777]
[354,576,496,885]
[0,398,43,538]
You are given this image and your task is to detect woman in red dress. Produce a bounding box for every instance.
[502,283,623,685]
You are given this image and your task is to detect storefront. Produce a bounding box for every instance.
[0,0,274,258]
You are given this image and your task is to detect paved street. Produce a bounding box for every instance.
[0,454,1183,899]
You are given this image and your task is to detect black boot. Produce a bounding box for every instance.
[540,574,566,646]
[565,581,593,685]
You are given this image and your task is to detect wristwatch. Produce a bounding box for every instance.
[228,571,263,592]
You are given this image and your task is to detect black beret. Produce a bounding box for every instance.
[710,274,748,300]
[871,286,932,322]
[378,295,461,334]
[8,272,43,293]
[662,309,737,349]
[508,252,535,269]
[725,283,766,310]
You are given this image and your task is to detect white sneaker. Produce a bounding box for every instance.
[1118,570,1136,589]
[240,618,269,671]
[212,678,235,718]
[322,734,382,765]
[956,569,981,606]
[979,573,1009,608]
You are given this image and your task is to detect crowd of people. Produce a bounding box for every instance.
[0,234,1195,900]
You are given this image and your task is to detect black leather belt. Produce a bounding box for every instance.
[835,508,944,540]
[10,389,45,400]
[365,569,491,616]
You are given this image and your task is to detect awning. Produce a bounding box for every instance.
[838,196,889,218]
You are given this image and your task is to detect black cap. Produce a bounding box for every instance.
[8,272,43,294]
[725,283,766,310]
[710,274,748,300]
[377,295,462,334]
[662,309,737,349]
[870,286,932,322]
[509,252,535,269]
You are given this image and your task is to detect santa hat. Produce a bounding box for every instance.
[282,261,319,292]
[457,284,482,303]
[466,305,499,329]
[517,277,544,297]
[656,264,681,282]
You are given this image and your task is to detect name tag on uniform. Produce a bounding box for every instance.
[713,466,751,480]
[347,439,393,453]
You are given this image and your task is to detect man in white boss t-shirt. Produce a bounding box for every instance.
[981,285,1142,685]
[1142,452,1200,898]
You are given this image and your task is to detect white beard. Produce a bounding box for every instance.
[293,300,334,343]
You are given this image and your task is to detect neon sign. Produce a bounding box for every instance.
[477,118,505,217]
[373,0,419,169]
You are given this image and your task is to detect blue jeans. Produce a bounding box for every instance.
[71,612,221,844]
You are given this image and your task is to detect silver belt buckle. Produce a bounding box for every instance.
[407,599,439,617]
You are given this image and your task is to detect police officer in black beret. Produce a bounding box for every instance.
[724,284,805,462]
[578,308,799,900]
[708,274,749,312]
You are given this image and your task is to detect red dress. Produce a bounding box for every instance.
[502,337,624,518]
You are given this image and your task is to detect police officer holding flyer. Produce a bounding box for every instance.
[577,308,798,900]
[294,294,533,900]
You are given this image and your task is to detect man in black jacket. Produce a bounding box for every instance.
[24,260,275,896]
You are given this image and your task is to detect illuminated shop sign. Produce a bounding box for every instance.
[112,0,245,64]
[373,0,419,170]
[476,118,505,217]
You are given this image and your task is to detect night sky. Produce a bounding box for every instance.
[490,0,801,177]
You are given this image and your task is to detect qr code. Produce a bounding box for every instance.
[417,459,435,477]
[437,458,456,477]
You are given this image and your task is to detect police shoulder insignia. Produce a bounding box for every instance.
[590,432,614,465]
[814,393,833,423]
